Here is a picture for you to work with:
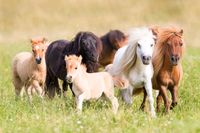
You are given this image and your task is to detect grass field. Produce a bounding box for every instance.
[0,0,200,133]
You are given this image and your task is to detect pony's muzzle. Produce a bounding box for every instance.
[170,55,180,65]
[66,75,72,83]
[35,57,42,64]
[142,56,151,65]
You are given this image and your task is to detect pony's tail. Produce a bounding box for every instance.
[104,64,129,89]
[112,76,129,89]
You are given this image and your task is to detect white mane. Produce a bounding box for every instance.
[111,27,155,76]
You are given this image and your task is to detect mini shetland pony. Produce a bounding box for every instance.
[65,55,119,114]
[12,37,48,102]
[45,32,102,98]
[99,30,128,67]
[140,27,184,113]
[108,27,156,117]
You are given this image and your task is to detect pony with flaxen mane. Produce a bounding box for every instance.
[140,27,184,113]
[45,32,102,98]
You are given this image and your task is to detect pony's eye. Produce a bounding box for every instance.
[180,42,183,46]
[137,43,141,48]
[151,44,153,47]
[75,67,78,70]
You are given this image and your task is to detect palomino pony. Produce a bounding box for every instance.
[45,32,102,98]
[140,27,184,113]
[108,27,156,117]
[12,37,48,102]
[99,30,128,67]
[65,55,119,114]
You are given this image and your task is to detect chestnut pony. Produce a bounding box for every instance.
[140,27,184,113]
[99,30,128,67]
[45,32,102,98]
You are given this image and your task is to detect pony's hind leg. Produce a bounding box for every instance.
[121,86,133,105]
[104,89,119,114]
[156,91,163,112]
[140,88,147,111]
[13,76,23,100]
[45,69,61,98]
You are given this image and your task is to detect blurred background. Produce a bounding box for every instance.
[0,0,199,47]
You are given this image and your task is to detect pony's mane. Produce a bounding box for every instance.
[153,27,184,81]
[112,27,154,75]
[64,32,102,72]
[101,30,126,49]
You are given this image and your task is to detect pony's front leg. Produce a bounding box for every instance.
[26,85,33,103]
[121,86,133,105]
[32,80,44,98]
[170,85,178,110]
[144,79,156,117]
[76,93,85,112]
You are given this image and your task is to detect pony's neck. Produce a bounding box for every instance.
[73,65,87,84]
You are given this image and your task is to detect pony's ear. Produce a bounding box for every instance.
[64,56,68,61]
[180,29,183,35]
[78,55,82,62]
[124,35,129,42]
[150,26,159,37]
[30,38,35,44]
[42,37,48,43]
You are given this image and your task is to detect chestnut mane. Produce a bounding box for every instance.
[152,27,184,83]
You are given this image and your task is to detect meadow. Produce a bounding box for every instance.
[0,0,200,133]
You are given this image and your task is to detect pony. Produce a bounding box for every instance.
[12,37,48,102]
[140,27,184,113]
[99,30,128,67]
[107,27,157,117]
[65,55,119,114]
[45,32,102,98]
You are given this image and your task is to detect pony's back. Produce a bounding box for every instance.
[12,52,32,82]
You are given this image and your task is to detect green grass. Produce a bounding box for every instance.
[1,0,200,132]
[0,43,200,133]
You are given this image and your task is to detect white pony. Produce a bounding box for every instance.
[108,27,156,117]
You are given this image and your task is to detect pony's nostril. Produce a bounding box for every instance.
[147,56,151,60]
[171,56,175,62]
[142,56,146,60]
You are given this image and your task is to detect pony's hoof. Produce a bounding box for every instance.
[150,111,157,118]
[170,102,177,110]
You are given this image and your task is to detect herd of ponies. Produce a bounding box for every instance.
[12,26,184,117]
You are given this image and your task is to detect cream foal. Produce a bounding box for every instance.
[65,55,119,114]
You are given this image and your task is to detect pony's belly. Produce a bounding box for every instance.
[132,82,144,89]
